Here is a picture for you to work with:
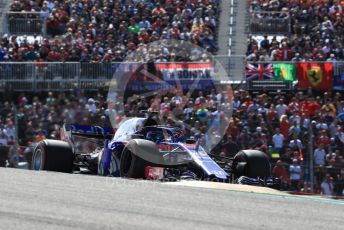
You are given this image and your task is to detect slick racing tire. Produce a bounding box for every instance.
[32,139,74,173]
[120,147,151,179]
[0,145,9,167]
[232,150,271,179]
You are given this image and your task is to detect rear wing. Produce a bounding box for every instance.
[61,124,115,141]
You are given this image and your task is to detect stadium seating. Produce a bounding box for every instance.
[247,0,344,61]
[2,0,220,62]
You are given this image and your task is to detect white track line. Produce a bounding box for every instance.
[165,181,286,195]
[228,0,234,56]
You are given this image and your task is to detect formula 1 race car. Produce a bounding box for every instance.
[31,115,274,185]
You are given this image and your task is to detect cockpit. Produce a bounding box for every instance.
[112,117,185,143]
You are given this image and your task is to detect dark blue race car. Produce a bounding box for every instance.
[32,115,273,184]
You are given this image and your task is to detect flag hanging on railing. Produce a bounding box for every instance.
[296,63,333,91]
[245,63,274,80]
[273,63,296,81]
[333,62,344,91]
[155,63,214,80]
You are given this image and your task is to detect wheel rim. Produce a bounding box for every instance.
[121,151,132,175]
[33,149,43,170]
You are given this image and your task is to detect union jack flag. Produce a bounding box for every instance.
[245,63,275,80]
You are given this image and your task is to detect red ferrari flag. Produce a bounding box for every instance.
[297,63,333,91]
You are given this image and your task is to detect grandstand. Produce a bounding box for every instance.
[0,0,239,90]
[248,0,344,61]
[0,0,343,196]
[3,0,221,60]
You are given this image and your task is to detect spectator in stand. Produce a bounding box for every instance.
[0,131,7,146]
[316,130,331,148]
[289,133,304,158]
[196,102,209,125]
[276,99,288,119]
[248,0,344,61]
[314,143,327,167]
[289,158,302,191]
[260,35,270,50]
[3,120,16,142]
[222,135,239,158]
[160,97,170,115]
[307,97,321,118]
[86,98,97,114]
[272,127,284,153]
[321,174,334,196]
[279,115,290,139]
[289,110,301,127]
[335,127,344,152]
[5,0,220,62]
[315,118,329,131]
[272,160,289,189]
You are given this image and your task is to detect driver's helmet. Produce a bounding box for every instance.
[146,131,164,142]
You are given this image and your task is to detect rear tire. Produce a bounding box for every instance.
[232,150,271,179]
[0,146,9,167]
[32,140,74,173]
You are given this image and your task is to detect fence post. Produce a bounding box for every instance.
[309,121,314,192]
[77,62,81,89]
[12,103,18,144]
[3,12,9,35]
[42,17,47,37]
[33,62,37,91]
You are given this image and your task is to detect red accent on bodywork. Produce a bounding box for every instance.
[183,143,196,148]
[145,166,165,180]
[156,144,175,151]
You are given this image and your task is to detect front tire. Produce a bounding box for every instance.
[32,140,74,173]
[120,148,150,178]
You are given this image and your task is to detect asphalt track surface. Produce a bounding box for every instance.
[1,168,343,230]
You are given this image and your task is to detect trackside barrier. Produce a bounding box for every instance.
[271,159,344,196]
[0,60,231,91]
[6,12,47,35]
[287,191,344,200]
[249,11,291,34]
[0,60,343,91]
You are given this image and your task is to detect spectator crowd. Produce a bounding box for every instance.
[247,0,344,62]
[1,0,219,62]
